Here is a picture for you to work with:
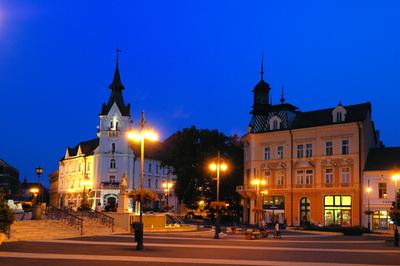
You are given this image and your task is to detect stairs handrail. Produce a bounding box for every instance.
[78,209,114,232]
[46,205,84,235]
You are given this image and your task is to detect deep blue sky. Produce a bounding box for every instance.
[1,1,400,186]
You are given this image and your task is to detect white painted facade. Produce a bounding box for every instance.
[57,61,177,212]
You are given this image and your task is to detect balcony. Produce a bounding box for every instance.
[236,185,257,198]
[101,182,120,189]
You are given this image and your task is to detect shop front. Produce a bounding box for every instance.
[263,196,285,225]
[372,210,391,230]
[324,195,352,226]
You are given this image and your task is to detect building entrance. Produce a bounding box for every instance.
[300,197,310,226]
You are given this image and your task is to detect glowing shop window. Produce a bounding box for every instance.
[342,196,351,206]
[325,196,334,205]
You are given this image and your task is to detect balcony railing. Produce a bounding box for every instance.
[101,182,120,189]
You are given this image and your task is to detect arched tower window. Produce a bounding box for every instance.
[110,159,116,169]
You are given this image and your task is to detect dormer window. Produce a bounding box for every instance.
[332,104,347,123]
[269,116,282,131]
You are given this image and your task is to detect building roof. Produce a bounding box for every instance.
[291,102,371,129]
[63,138,99,160]
[100,58,131,116]
[364,147,400,171]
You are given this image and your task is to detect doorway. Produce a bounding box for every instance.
[300,197,310,226]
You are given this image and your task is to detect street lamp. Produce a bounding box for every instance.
[391,173,400,247]
[366,180,372,231]
[162,180,173,210]
[209,151,228,239]
[35,166,43,203]
[127,111,159,250]
[250,178,266,225]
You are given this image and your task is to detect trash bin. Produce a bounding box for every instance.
[132,222,143,244]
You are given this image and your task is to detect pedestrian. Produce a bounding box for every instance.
[95,202,101,212]
[274,222,281,238]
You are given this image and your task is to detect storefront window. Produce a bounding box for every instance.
[372,210,390,230]
[324,195,352,226]
[263,196,285,224]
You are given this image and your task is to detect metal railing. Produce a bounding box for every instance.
[46,205,84,235]
[78,209,114,232]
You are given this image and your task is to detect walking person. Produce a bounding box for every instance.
[274,222,281,239]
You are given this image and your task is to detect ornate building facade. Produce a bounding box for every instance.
[237,59,380,227]
[55,55,176,211]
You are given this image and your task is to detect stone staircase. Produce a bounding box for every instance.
[7,216,126,242]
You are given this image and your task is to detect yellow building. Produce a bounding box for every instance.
[237,61,379,227]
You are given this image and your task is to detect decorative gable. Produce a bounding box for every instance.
[332,104,347,123]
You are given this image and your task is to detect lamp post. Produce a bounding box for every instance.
[250,178,266,225]
[127,111,158,250]
[391,173,400,247]
[209,151,228,239]
[366,179,372,231]
[35,166,43,203]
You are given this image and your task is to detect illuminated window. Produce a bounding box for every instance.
[264,171,271,185]
[324,195,352,226]
[378,183,387,199]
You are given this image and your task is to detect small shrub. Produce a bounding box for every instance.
[0,193,15,236]
[341,226,365,236]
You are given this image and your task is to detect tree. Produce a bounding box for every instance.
[161,126,243,212]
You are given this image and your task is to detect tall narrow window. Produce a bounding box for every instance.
[296,170,304,185]
[148,163,152,173]
[273,120,278,130]
[341,140,349,155]
[110,159,116,169]
[148,178,151,188]
[264,147,271,160]
[297,144,304,158]
[115,121,119,131]
[325,141,333,156]
[306,144,313,158]
[109,175,115,183]
[336,112,343,122]
[277,146,284,159]
[110,121,114,129]
[277,171,284,186]
[341,167,350,184]
[156,165,159,174]
[378,183,387,199]
[111,143,116,153]
[325,169,333,184]
[155,179,159,189]
[264,171,271,185]
[305,170,313,185]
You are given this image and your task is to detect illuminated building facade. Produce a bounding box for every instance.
[56,55,176,211]
[237,59,380,227]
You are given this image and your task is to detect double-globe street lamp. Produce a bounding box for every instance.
[127,111,159,250]
[209,151,228,239]
[366,180,372,231]
[250,178,267,225]
[35,166,43,203]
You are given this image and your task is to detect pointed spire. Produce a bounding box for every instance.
[260,50,264,80]
[109,48,124,91]
[280,86,285,104]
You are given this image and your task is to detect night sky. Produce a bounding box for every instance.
[1,1,400,186]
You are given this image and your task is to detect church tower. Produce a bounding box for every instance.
[251,53,271,115]
[94,50,135,206]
